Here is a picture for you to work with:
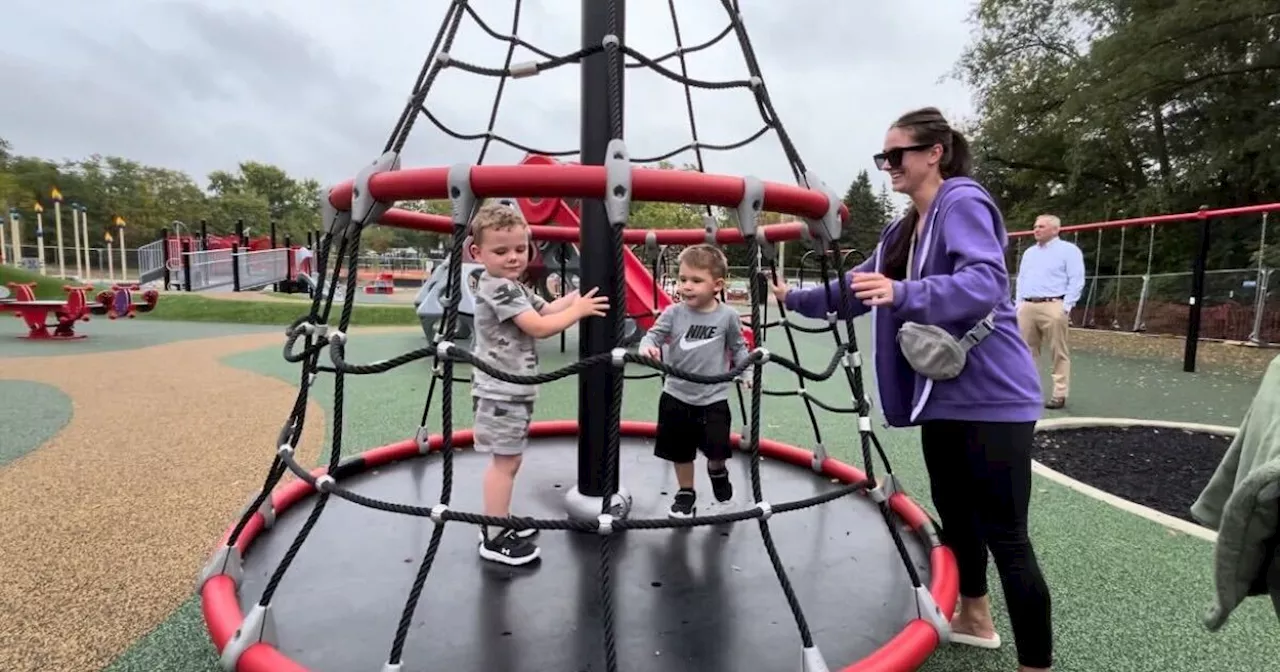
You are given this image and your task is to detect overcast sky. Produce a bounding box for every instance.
[2,0,978,203]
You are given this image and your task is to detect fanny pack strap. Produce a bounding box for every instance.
[908,228,996,353]
[958,311,996,352]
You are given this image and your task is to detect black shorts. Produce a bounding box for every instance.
[654,393,733,463]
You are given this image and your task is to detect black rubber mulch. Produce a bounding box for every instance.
[1031,425,1232,524]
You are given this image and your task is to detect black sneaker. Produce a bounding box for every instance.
[478,526,537,542]
[668,489,696,519]
[478,528,541,566]
[709,468,734,503]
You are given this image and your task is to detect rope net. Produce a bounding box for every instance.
[199,2,949,671]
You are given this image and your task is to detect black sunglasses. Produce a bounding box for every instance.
[873,143,936,170]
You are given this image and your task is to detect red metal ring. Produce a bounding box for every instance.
[329,163,847,224]
[201,420,956,672]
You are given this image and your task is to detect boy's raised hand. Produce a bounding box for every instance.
[572,287,610,319]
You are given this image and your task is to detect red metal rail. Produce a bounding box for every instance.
[1007,202,1280,238]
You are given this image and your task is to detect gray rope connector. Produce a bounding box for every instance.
[218,603,277,670]
[510,61,538,78]
[429,503,449,525]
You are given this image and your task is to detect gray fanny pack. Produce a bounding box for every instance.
[894,229,995,381]
[897,315,995,380]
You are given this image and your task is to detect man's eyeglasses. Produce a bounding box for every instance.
[873,143,935,170]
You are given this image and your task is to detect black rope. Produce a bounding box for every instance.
[386,212,470,666]
[268,443,871,530]
[743,235,816,648]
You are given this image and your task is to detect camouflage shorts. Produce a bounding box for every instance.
[472,398,534,456]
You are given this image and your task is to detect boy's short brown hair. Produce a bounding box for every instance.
[470,201,528,246]
[677,244,728,280]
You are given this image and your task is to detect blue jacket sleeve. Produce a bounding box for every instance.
[888,194,1008,326]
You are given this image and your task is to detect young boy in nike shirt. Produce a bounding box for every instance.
[638,244,752,518]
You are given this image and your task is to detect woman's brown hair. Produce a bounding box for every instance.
[880,107,973,280]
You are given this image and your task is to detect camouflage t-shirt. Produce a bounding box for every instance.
[471,271,548,401]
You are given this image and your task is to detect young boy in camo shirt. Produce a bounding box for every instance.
[638,244,752,518]
[468,202,609,565]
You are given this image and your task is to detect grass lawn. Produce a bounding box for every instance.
[0,264,420,327]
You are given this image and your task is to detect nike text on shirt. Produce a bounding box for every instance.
[639,301,750,406]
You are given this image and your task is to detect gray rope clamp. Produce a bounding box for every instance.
[447,163,478,230]
[868,473,904,504]
[800,170,843,245]
[196,545,244,594]
[352,151,402,228]
[801,645,830,672]
[604,139,632,228]
[703,214,719,246]
[643,230,659,256]
[218,603,278,670]
[414,426,431,455]
[914,585,952,644]
[734,175,765,237]
[810,442,828,472]
[320,194,352,242]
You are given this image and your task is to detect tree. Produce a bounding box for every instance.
[953,0,1280,275]
[841,170,888,261]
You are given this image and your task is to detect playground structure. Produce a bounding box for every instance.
[3,191,129,283]
[362,271,395,294]
[133,218,305,294]
[0,281,157,340]
[196,3,958,672]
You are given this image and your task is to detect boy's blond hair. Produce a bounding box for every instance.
[677,244,728,280]
[470,201,528,246]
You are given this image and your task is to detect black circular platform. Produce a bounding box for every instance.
[212,429,946,671]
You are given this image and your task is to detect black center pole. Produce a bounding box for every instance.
[566,0,626,522]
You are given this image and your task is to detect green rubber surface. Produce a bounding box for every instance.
[0,380,73,467]
[0,319,278,358]
[106,319,1280,672]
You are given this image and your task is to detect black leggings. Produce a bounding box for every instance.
[920,419,1053,669]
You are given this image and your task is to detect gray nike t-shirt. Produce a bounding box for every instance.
[471,271,547,401]
[638,301,750,406]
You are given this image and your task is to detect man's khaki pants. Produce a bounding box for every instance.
[1017,300,1070,400]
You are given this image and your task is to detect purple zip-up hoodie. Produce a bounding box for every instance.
[785,177,1042,427]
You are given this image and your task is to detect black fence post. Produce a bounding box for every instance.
[200,219,208,250]
[232,243,242,292]
[269,221,279,292]
[1183,205,1212,373]
[160,227,171,290]
[181,240,193,292]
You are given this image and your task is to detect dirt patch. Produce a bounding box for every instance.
[0,331,366,672]
[1069,328,1279,374]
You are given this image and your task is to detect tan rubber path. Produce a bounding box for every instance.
[0,331,368,672]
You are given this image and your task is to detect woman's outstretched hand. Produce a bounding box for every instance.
[770,280,790,304]
[851,272,895,307]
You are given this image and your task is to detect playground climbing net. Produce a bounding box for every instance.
[197,2,950,671]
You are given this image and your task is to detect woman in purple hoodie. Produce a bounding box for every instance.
[773,107,1053,671]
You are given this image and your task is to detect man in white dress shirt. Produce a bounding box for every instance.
[1015,214,1085,409]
